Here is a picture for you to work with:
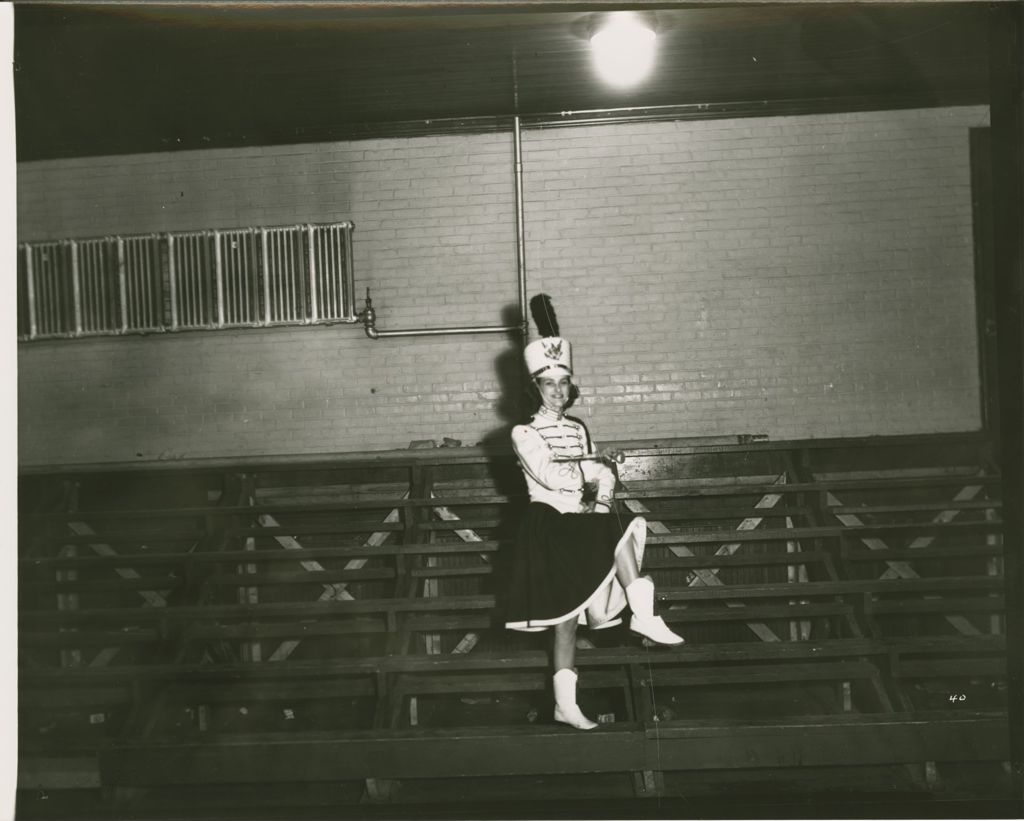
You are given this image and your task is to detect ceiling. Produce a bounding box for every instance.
[14,2,993,161]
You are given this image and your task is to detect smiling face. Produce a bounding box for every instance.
[537,373,572,414]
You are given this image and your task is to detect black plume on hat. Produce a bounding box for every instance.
[529,293,560,338]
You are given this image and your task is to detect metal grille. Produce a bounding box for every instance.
[17,222,356,341]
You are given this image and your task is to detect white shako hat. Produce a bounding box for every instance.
[524,293,572,379]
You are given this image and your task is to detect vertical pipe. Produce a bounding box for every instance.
[168,235,178,330]
[142,239,153,327]
[184,236,193,326]
[329,227,339,317]
[343,222,356,321]
[37,248,49,335]
[277,231,285,321]
[513,116,528,332]
[127,240,137,329]
[190,234,199,325]
[70,240,82,336]
[117,237,128,333]
[213,230,224,328]
[273,231,282,322]
[320,230,329,317]
[182,236,191,326]
[307,224,319,323]
[234,233,242,323]
[129,240,137,329]
[287,231,295,320]
[243,231,252,323]
[261,228,271,325]
[289,231,297,320]
[224,233,233,325]
[83,243,91,332]
[195,234,203,325]
[25,244,37,340]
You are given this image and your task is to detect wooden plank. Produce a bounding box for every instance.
[643,550,827,570]
[167,680,376,701]
[647,713,1010,769]
[22,636,1004,691]
[410,566,490,579]
[21,541,502,570]
[22,576,184,594]
[102,725,648,783]
[868,597,1004,616]
[658,576,1003,601]
[21,629,161,648]
[827,500,1002,515]
[204,568,396,586]
[647,522,1000,545]
[97,713,1009,785]
[895,658,1007,679]
[843,544,1004,561]
[39,532,207,544]
[231,522,404,536]
[19,756,101,790]
[20,685,133,710]
[184,620,388,641]
[403,615,492,632]
[615,475,1001,499]
[20,431,991,477]
[661,603,852,624]
[648,661,879,686]
[394,670,626,695]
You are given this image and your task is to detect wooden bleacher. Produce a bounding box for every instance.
[16,432,1012,815]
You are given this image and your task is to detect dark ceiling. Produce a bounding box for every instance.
[14,2,994,161]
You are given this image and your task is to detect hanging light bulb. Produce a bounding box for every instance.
[589,12,657,89]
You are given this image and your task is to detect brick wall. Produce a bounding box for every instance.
[17,106,987,466]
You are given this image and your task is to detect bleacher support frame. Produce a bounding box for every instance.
[16,431,1016,814]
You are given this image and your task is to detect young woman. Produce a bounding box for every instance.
[503,295,684,731]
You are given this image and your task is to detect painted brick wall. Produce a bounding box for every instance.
[17,106,987,466]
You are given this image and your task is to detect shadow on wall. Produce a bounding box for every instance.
[479,303,530,619]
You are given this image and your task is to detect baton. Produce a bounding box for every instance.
[552,452,626,465]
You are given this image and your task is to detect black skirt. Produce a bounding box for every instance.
[502,502,634,631]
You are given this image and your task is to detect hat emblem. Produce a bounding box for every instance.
[542,339,563,361]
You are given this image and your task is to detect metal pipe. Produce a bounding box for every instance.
[307,224,319,323]
[24,244,37,340]
[362,118,530,341]
[70,240,82,336]
[553,453,626,465]
[260,229,270,326]
[116,237,128,333]
[513,115,528,336]
[366,323,521,340]
[168,235,178,330]
[213,230,224,328]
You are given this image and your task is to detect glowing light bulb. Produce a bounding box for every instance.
[590,12,657,89]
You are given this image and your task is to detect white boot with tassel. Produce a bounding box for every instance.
[626,576,685,646]
[553,668,598,730]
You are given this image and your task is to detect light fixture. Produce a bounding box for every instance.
[589,11,657,89]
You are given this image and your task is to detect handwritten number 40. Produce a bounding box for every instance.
[948,694,967,702]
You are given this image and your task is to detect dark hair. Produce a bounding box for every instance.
[523,374,580,418]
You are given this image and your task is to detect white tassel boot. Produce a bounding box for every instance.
[553,668,598,730]
[626,577,685,646]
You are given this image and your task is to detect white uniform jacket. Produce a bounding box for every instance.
[511,407,615,514]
